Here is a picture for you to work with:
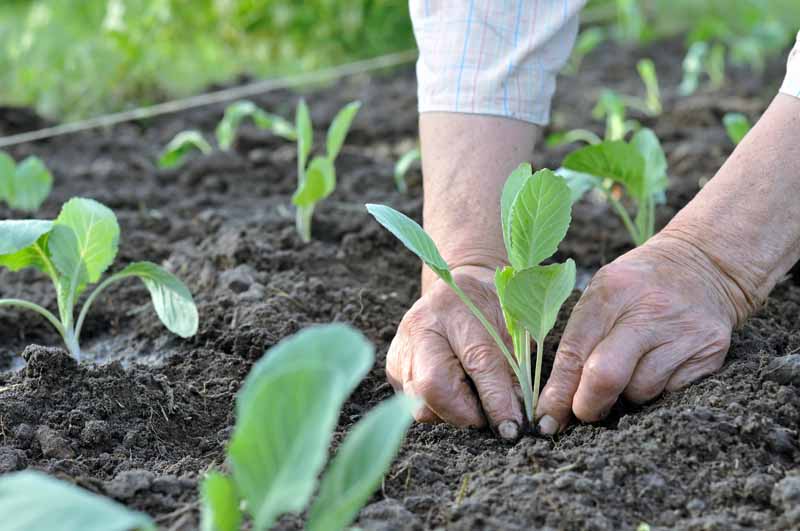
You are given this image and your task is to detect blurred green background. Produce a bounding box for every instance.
[0,0,798,121]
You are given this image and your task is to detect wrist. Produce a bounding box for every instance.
[421,246,506,293]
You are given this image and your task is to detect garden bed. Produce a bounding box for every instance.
[1,38,798,530]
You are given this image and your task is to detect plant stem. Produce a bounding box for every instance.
[606,193,641,245]
[0,298,80,359]
[296,205,313,243]
[520,331,534,423]
[532,339,545,416]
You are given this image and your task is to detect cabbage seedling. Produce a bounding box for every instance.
[723,113,751,145]
[215,100,297,150]
[560,128,668,246]
[292,99,361,242]
[0,197,198,360]
[368,166,575,425]
[393,146,420,194]
[0,151,53,211]
[158,130,213,169]
[0,325,416,531]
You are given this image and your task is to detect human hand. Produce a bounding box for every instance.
[535,232,749,435]
[386,265,525,441]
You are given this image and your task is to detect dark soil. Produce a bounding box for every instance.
[1,36,799,530]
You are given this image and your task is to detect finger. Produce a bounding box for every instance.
[535,290,616,434]
[664,337,729,393]
[572,324,652,421]
[387,322,443,424]
[405,329,487,429]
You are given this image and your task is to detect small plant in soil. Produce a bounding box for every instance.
[723,112,752,145]
[393,146,420,194]
[292,99,361,243]
[559,127,668,246]
[368,165,576,425]
[215,100,297,149]
[158,130,213,169]
[0,151,53,211]
[0,197,198,361]
[0,324,415,531]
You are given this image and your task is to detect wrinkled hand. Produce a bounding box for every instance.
[536,233,745,434]
[386,265,525,440]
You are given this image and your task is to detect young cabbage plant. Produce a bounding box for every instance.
[559,128,668,246]
[563,27,606,75]
[0,324,416,531]
[158,130,213,169]
[367,166,575,425]
[292,99,361,242]
[723,112,752,145]
[215,100,297,150]
[393,146,420,194]
[0,197,198,361]
[0,151,53,212]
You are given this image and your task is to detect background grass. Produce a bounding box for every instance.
[0,0,798,121]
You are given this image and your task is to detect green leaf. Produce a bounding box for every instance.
[365,204,451,282]
[393,147,421,194]
[253,110,297,141]
[556,168,602,203]
[10,156,53,211]
[562,141,645,198]
[500,163,532,258]
[0,220,54,274]
[494,266,517,335]
[51,197,120,284]
[723,113,751,145]
[291,156,335,207]
[296,99,313,172]
[200,473,242,531]
[507,169,572,270]
[307,394,417,531]
[326,101,361,159]
[630,128,668,200]
[0,151,14,200]
[107,262,199,338]
[504,260,576,345]
[0,470,154,531]
[216,100,258,150]
[229,324,373,531]
[158,130,212,169]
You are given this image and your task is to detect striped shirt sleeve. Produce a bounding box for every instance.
[779,30,800,98]
[410,0,587,125]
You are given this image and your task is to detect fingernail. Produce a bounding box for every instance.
[537,415,559,436]
[497,420,520,441]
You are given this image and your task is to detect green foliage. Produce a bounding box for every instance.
[563,27,606,75]
[393,147,421,194]
[723,113,752,145]
[561,128,668,246]
[293,100,361,243]
[216,100,296,150]
[158,130,212,169]
[0,152,53,212]
[368,166,575,423]
[200,473,242,531]
[0,197,198,360]
[0,471,155,531]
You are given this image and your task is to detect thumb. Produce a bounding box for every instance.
[535,292,612,434]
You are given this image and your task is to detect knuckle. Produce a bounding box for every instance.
[582,358,625,396]
[554,341,586,374]
[460,342,503,375]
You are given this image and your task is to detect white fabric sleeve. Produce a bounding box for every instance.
[779,30,800,98]
[410,0,587,125]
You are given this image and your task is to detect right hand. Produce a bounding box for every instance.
[385,265,525,440]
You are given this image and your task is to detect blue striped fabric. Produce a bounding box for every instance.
[779,31,800,98]
[410,0,585,125]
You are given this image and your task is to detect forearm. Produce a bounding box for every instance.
[420,113,538,292]
[659,93,800,323]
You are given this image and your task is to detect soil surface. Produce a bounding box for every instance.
[1,37,799,530]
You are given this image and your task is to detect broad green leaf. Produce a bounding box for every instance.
[0,470,154,531]
[229,324,373,531]
[307,394,417,531]
[296,99,313,172]
[10,156,53,211]
[291,156,335,207]
[51,197,119,284]
[494,266,517,335]
[326,101,361,159]
[0,151,16,200]
[50,225,89,298]
[158,130,212,169]
[216,100,258,150]
[508,169,572,270]
[500,163,532,257]
[562,141,645,198]
[556,168,602,203]
[107,262,199,338]
[200,473,242,531]
[504,260,576,345]
[253,110,297,141]
[723,113,751,145]
[630,128,668,199]
[366,204,451,282]
[0,220,54,274]
[393,147,421,194]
